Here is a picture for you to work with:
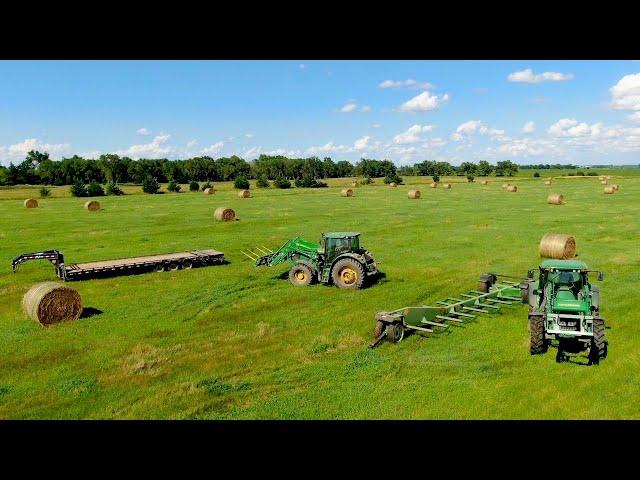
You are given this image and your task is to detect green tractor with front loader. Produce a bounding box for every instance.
[243,232,378,289]
[519,259,607,365]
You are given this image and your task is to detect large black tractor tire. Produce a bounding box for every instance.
[288,264,314,286]
[588,318,607,365]
[386,322,405,343]
[529,315,547,355]
[331,258,366,289]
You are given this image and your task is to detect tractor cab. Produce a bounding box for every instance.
[540,260,591,314]
[321,232,361,262]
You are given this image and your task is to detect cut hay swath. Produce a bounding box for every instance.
[442,183,451,189]
[604,186,616,194]
[506,185,517,192]
[539,233,576,259]
[341,188,354,197]
[407,189,421,199]
[547,193,565,205]
[237,189,251,198]
[22,282,83,326]
[203,188,216,195]
[214,207,236,221]
[84,200,101,211]
[429,182,438,188]
[24,198,38,208]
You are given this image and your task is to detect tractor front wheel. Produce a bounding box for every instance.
[289,264,314,286]
[331,258,365,289]
[588,318,607,365]
[529,315,547,355]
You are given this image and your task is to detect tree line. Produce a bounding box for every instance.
[0,150,524,187]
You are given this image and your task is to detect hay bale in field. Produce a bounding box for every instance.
[407,189,421,199]
[600,180,607,185]
[24,198,38,208]
[611,184,620,191]
[22,282,83,326]
[389,182,397,187]
[606,175,612,180]
[214,207,236,221]
[442,183,451,189]
[237,189,251,198]
[429,182,438,188]
[341,188,354,197]
[547,193,565,205]
[506,185,517,192]
[604,186,616,194]
[599,176,605,181]
[544,180,552,186]
[203,188,216,195]
[480,180,488,185]
[539,233,576,259]
[84,200,101,211]
[502,183,509,188]
[350,182,357,187]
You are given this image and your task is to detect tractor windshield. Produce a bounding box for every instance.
[549,270,584,296]
[324,236,359,259]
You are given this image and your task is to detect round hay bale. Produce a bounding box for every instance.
[237,189,251,198]
[539,233,576,259]
[341,188,354,197]
[547,193,565,205]
[22,282,83,326]
[480,180,488,185]
[600,180,607,185]
[599,176,605,181]
[611,184,620,191]
[203,188,216,195]
[502,183,509,188]
[442,183,451,189]
[214,207,236,221]
[506,185,518,192]
[84,200,101,211]
[24,198,38,208]
[429,182,438,188]
[606,175,612,180]
[604,186,616,194]
[407,189,421,199]
[389,182,397,187]
[544,180,552,186]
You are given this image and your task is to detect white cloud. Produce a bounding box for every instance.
[340,102,358,113]
[399,91,449,113]
[77,150,102,159]
[186,139,198,148]
[0,138,71,163]
[452,120,505,140]
[136,127,152,136]
[393,124,435,144]
[507,68,574,83]
[548,118,603,137]
[610,73,640,111]
[628,112,640,122]
[117,134,173,159]
[201,141,224,155]
[378,79,433,90]
[522,121,535,133]
[354,135,371,150]
[245,133,255,138]
[371,124,382,128]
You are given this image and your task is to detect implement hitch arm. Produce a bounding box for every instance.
[12,250,64,273]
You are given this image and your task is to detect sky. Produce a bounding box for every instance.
[0,60,639,166]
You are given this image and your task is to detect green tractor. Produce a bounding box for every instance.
[242,232,378,289]
[519,259,607,365]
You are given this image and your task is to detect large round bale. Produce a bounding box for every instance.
[24,198,38,208]
[506,185,518,192]
[341,188,354,197]
[389,182,397,187]
[539,233,576,259]
[407,189,421,199]
[22,282,83,326]
[547,193,565,205]
[611,184,620,191]
[442,183,451,189]
[429,182,438,188]
[604,186,616,194]
[84,200,101,211]
[237,189,251,198]
[480,180,488,185]
[544,180,552,186]
[214,207,236,221]
[599,176,605,181]
[600,180,607,185]
[203,188,216,195]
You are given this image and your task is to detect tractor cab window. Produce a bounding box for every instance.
[552,270,582,295]
[324,236,358,259]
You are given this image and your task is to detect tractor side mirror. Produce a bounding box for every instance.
[597,271,605,281]
[527,269,535,279]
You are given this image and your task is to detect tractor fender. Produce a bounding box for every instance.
[329,253,367,273]
[520,279,537,307]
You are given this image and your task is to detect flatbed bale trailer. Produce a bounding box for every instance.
[12,249,225,281]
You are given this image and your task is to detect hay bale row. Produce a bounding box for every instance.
[547,193,565,205]
[203,188,216,195]
[506,185,518,192]
[341,188,354,197]
[407,189,421,199]
[24,198,38,208]
[84,200,101,211]
[22,282,83,326]
[237,189,251,198]
[214,207,236,221]
[539,233,576,259]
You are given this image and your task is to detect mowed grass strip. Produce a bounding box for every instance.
[0,171,639,419]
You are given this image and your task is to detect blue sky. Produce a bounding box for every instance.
[1,60,639,166]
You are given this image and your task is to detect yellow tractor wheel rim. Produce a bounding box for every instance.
[295,270,307,281]
[340,267,358,285]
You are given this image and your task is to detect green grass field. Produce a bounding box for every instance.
[1,170,639,419]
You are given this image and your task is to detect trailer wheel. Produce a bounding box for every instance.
[168,263,179,271]
[386,322,405,343]
[154,264,165,273]
[183,260,193,269]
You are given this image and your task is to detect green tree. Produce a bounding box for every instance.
[87,180,105,196]
[142,175,160,194]
[70,180,88,197]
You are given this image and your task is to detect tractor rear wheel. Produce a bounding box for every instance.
[386,322,405,343]
[289,264,314,286]
[331,258,365,289]
[529,315,547,354]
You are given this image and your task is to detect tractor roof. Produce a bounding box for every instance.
[323,232,360,239]
[540,259,589,270]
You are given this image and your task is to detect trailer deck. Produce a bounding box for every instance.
[12,249,225,281]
